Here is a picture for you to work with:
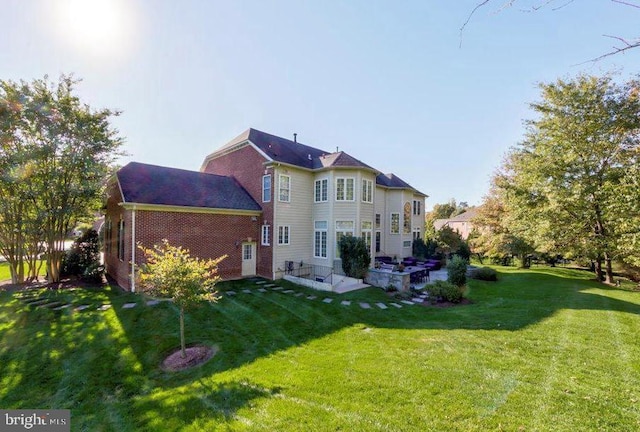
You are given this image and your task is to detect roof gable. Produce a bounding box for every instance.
[117,162,261,211]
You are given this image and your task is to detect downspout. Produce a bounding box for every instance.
[130,206,136,292]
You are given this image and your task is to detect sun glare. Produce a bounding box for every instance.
[52,0,137,61]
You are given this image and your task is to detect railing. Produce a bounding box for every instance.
[283,261,334,283]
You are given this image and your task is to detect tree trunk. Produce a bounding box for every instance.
[594,257,603,281]
[180,306,186,359]
[476,253,484,265]
[604,253,614,284]
[47,248,63,283]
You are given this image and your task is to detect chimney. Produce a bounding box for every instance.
[293,133,297,143]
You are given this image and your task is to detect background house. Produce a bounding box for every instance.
[105,128,427,290]
[433,208,478,240]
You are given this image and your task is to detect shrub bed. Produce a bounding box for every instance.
[469,267,498,281]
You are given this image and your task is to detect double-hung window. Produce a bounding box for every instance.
[390,213,400,234]
[278,226,290,245]
[362,179,373,203]
[336,178,354,201]
[413,200,421,215]
[314,179,328,202]
[279,175,290,202]
[361,221,372,250]
[261,225,270,246]
[314,221,328,258]
[262,175,271,202]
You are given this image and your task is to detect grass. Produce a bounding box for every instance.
[0,260,47,281]
[1,267,639,431]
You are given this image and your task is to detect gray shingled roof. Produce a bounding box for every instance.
[205,128,426,194]
[117,162,261,211]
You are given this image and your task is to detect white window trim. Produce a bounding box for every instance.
[362,179,373,203]
[278,225,290,245]
[314,220,328,259]
[261,225,270,246]
[361,221,373,250]
[314,178,328,203]
[262,175,271,203]
[279,174,291,202]
[335,177,355,201]
[390,212,400,235]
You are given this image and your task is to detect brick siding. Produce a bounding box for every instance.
[104,181,264,291]
[202,144,274,278]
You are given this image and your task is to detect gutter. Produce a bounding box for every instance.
[130,206,136,292]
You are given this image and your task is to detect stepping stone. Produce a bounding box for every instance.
[272,287,283,291]
[146,300,161,306]
[294,292,304,297]
[359,302,371,309]
[341,300,351,306]
[306,295,317,300]
[375,303,388,309]
[26,299,50,306]
[255,281,267,285]
[323,298,333,303]
[400,300,414,306]
[53,304,72,310]
[411,298,423,303]
[224,291,236,296]
[97,304,111,311]
[283,290,294,294]
[264,283,276,287]
[242,289,252,294]
[74,305,90,311]
[40,302,62,308]
[122,302,137,309]
[258,288,267,293]
[390,303,403,308]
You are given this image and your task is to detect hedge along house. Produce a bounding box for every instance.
[104,162,262,291]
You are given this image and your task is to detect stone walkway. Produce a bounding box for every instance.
[14,277,435,313]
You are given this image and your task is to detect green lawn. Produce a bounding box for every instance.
[1,267,639,431]
[0,261,47,281]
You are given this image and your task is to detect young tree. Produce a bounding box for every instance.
[498,74,640,282]
[137,240,226,359]
[0,75,124,282]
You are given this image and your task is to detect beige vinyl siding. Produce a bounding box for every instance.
[272,166,314,273]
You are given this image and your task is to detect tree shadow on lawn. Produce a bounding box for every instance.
[110,268,640,383]
[2,268,639,426]
[0,288,276,430]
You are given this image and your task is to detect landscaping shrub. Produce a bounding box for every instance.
[469,266,498,281]
[338,236,371,279]
[62,229,103,281]
[427,280,463,303]
[447,255,468,287]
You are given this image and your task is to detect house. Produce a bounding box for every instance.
[104,128,427,290]
[433,207,478,240]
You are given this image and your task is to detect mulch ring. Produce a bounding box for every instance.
[161,345,218,372]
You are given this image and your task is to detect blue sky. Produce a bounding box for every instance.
[2,0,639,209]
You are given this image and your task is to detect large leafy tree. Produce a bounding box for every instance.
[470,186,535,267]
[137,240,225,359]
[0,75,123,283]
[498,74,640,282]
